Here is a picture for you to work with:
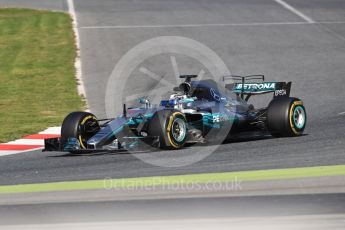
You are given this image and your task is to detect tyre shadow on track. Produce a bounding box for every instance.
[223,133,308,144]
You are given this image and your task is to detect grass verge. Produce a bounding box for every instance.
[0,8,83,143]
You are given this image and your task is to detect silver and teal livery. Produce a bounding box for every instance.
[44,74,306,153]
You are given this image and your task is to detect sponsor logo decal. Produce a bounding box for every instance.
[234,82,276,92]
[275,89,287,97]
[212,114,228,123]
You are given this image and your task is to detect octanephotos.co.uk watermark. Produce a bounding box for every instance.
[103,177,243,192]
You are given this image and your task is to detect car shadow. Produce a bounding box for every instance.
[49,133,308,158]
[48,148,158,158]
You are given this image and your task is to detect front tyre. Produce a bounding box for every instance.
[267,97,307,137]
[60,112,100,149]
[147,110,187,149]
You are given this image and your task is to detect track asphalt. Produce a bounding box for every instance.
[0,0,344,188]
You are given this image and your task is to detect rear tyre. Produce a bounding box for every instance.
[60,112,100,149]
[147,110,187,149]
[267,97,306,137]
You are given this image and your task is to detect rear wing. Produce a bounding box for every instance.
[223,75,291,101]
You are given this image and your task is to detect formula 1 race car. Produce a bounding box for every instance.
[44,75,306,153]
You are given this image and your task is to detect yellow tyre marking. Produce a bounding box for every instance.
[81,115,95,125]
[295,101,303,106]
[79,135,86,149]
[79,115,97,149]
[289,101,301,135]
[166,112,185,149]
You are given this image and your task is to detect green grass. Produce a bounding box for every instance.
[1,165,345,194]
[0,8,84,143]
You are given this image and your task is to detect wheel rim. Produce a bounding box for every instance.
[171,118,186,142]
[293,106,306,129]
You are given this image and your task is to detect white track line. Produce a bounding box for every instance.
[319,21,345,24]
[0,151,20,157]
[339,111,345,116]
[0,147,43,157]
[80,21,311,29]
[80,21,345,30]
[67,0,89,111]
[273,0,314,23]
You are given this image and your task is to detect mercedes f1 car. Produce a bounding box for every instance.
[44,75,306,153]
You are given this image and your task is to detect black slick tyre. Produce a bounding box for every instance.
[267,97,306,137]
[60,112,100,149]
[147,110,187,149]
